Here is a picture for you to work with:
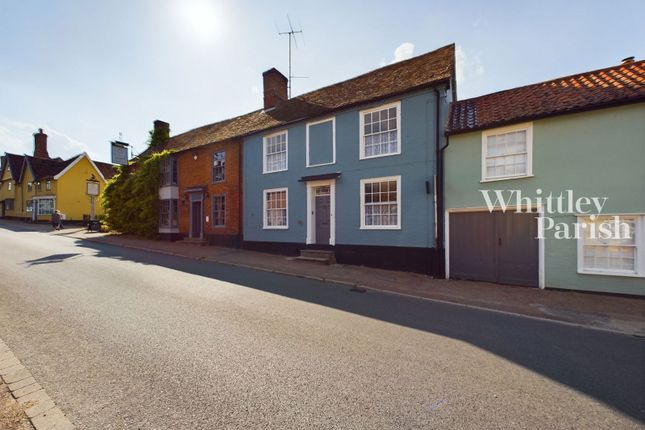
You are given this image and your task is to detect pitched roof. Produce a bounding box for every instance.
[447,60,645,134]
[2,153,25,181]
[94,161,118,180]
[163,44,455,153]
[24,156,75,180]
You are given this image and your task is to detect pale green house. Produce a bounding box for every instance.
[444,59,645,296]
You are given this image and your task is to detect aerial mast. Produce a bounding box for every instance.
[278,15,303,98]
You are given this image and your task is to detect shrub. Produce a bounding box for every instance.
[102,151,172,238]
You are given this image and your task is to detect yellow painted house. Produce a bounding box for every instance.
[0,129,116,222]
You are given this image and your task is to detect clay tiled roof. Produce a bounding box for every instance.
[447,60,645,134]
[164,44,455,152]
[25,156,75,180]
[94,161,118,180]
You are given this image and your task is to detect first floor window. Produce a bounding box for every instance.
[212,195,226,227]
[263,131,288,173]
[46,180,52,191]
[27,182,33,192]
[160,157,177,186]
[579,215,643,276]
[37,199,54,215]
[213,152,225,182]
[360,102,400,159]
[264,188,288,228]
[482,123,532,181]
[360,176,401,229]
[159,199,178,228]
[7,181,12,191]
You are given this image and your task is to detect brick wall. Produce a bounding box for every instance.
[176,139,242,240]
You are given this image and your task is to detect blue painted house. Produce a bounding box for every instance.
[241,44,456,274]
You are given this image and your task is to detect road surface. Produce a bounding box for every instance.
[0,224,643,429]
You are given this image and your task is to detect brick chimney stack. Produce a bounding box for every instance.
[262,68,288,110]
[33,128,50,159]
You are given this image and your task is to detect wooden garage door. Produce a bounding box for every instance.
[449,211,539,287]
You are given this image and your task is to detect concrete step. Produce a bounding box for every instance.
[297,249,336,264]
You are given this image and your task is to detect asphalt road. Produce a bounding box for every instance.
[0,225,643,429]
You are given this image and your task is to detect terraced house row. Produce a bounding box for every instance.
[140,45,645,295]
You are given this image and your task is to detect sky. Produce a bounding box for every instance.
[1,0,644,163]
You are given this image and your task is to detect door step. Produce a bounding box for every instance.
[295,249,336,265]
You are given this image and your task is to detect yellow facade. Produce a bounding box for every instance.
[0,162,22,218]
[1,154,108,222]
[55,156,107,221]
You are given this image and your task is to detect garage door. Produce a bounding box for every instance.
[449,211,539,287]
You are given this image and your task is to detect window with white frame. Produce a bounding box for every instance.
[263,131,288,173]
[159,199,178,228]
[360,102,400,159]
[360,176,401,229]
[212,194,226,227]
[8,181,12,191]
[46,180,51,191]
[579,215,644,276]
[37,198,54,216]
[27,182,33,192]
[482,123,532,181]
[263,188,288,228]
[213,152,225,183]
[26,200,33,213]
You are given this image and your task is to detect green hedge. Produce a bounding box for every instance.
[102,151,171,238]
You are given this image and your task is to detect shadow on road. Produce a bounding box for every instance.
[24,253,81,266]
[70,238,645,423]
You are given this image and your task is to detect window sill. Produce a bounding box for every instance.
[359,151,401,161]
[360,226,401,231]
[578,269,644,278]
[480,174,534,184]
[306,162,335,168]
[263,169,288,175]
[263,226,289,230]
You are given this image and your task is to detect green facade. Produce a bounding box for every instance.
[445,103,645,295]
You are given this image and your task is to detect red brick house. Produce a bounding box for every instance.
[154,120,243,246]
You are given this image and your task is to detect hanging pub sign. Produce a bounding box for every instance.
[111,140,129,165]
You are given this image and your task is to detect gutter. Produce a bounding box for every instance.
[434,87,445,278]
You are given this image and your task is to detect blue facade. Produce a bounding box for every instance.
[243,87,450,255]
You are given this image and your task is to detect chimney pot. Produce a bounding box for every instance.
[262,68,288,110]
[33,128,50,159]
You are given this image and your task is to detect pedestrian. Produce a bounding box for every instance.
[51,210,60,230]
[58,211,65,230]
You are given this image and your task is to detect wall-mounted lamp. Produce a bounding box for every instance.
[193,151,198,161]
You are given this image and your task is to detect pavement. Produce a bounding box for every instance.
[0,220,644,429]
[5,219,643,337]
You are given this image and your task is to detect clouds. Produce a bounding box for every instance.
[0,119,92,160]
[455,44,485,98]
[392,42,415,63]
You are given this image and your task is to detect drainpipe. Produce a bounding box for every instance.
[434,87,444,278]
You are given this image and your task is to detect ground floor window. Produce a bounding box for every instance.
[4,199,14,211]
[37,199,54,215]
[578,214,644,276]
[160,199,178,228]
[360,176,401,229]
[263,188,288,229]
[26,200,33,213]
[212,195,226,227]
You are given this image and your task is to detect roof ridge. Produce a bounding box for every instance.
[292,43,455,101]
[456,59,644,104]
